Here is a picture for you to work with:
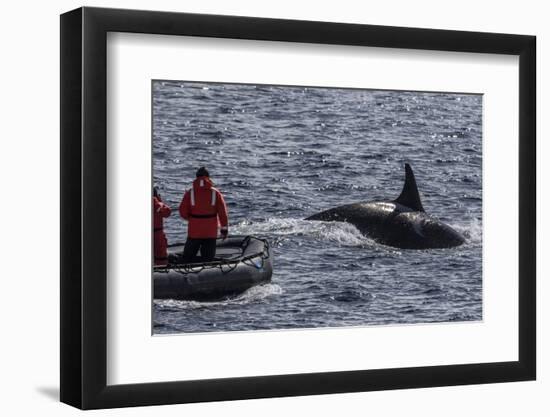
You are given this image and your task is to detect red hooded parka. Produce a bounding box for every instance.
[179,176,228,239]
[153,196,171,265]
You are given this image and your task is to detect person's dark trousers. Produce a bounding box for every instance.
[182,238,216,263]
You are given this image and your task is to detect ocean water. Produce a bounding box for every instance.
[152,80,482,334]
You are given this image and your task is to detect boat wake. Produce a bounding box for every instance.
[154,283,283,310]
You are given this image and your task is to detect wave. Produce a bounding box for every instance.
[233,215,481,253]
[232,217,377,248]
[452,217,482,245]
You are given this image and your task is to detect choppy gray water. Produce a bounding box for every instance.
[152,81,482,334]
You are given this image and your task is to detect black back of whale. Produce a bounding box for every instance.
[305,164,465,249]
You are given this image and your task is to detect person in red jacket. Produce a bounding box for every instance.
[179,167,228,263]
[153,187,172,266]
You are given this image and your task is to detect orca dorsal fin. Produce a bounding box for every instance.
[394,163,425,212]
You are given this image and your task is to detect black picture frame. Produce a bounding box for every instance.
[60,6,536,410]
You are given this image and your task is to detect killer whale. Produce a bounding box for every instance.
[305,164,465,249]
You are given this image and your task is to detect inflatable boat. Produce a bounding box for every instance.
[154,236,273,301]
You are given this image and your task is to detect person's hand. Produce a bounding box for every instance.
[220,227,228,240]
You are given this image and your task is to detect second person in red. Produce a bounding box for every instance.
[153,187,172,266]
[179,167,228,262]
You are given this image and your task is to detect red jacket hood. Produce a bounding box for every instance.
[193,176,213,190]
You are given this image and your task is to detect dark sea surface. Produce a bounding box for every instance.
[152,81,483,334]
